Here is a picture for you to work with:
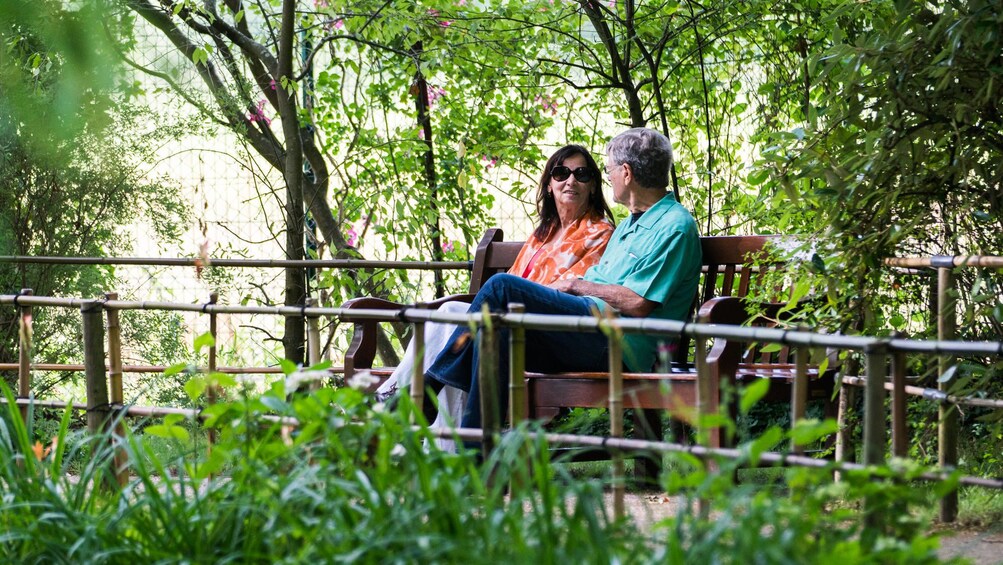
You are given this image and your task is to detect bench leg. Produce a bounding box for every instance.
[632,409,663,487]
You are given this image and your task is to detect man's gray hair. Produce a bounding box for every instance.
[606,128,674,190]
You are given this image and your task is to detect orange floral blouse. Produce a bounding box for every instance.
[508,215,615,285]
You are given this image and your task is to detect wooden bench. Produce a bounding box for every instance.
[341,228,836,451]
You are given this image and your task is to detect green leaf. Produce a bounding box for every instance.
[760,343,782,353]
[259,394,287,413]
[191,47,208,66]
[789,418,838,447]
[307,359,333,372]
[164,362,190,377]
[746,427,783,466]
[747,168,770,186]
[740,378,770,415]
[278,358,297,375]
[185,376,207,401]
[144,424,190,441]
[208,371,238,389]
[193,331,215,353]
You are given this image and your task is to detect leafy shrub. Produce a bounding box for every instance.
[0,376,965,563]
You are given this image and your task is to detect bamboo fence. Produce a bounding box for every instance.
[1,251,1002,521]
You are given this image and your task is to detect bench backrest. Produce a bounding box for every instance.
[468,228,785,366]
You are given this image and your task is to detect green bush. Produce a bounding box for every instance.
[0,377,965,563]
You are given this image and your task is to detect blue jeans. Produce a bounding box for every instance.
[425,274,611,430]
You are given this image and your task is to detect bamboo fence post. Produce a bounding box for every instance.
[694,332,711,518]
[207,292,219,447]
[104,292,129,486]
[478,313,500,461]
[105,293,124,405]
[320,290,332,362]
[891,335,908,458]
[938,266,959,523]
[17,288,33,423]
[82,300,109,435]
[507,303,527,495]
[606,316,625,521]
[862,341,888,529]
[834,378,857,481]
[410,303,427,426]
[508,303,526,426]
[82,299,115,489]
[861,342,888,466]
[306,297,322,392]
[791,343,808,455]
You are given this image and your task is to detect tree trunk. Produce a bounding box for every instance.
[277,0,305,364]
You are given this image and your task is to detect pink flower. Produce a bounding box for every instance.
[427,85,447,106]
[481,154,497,169]
[247,99,272,125]
[345,226,358,247]
[534,95,558,115]
[439,20,452,27]
[442,240,455,254]
[334,19,344,29]
[457,0,467,5]
[269,79,276,90]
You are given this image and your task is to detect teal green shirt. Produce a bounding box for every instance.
[583,194,701,372]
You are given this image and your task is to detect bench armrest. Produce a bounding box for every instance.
[697,296,749,383]
[340,293,476,376]
[698,295,838,381]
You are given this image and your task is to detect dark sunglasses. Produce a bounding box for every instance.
[550,165,594,183]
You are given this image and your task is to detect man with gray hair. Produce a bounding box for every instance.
[421,127,702,431]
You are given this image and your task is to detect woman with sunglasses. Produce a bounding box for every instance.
[378,144,616,446]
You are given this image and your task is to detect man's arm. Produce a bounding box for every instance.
[549,278,658,318]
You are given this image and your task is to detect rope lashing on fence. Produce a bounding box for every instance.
[396,306,411,322]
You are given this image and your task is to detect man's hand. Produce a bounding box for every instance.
[548,279,576,293]
[549,278,658,318]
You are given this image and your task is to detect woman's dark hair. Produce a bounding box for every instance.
[533,144,616,241]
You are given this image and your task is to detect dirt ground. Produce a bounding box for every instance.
[616,492,1003,563]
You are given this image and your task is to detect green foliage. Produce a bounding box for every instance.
[0,377,969,563]
[753,0,1003,332]
[0,0,119,152]
[0,104,188,386]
